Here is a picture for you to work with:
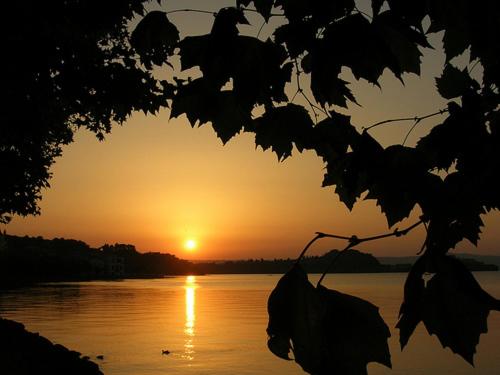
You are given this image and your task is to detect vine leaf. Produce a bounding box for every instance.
[267,265,391,374]
[436,64,477,99]
[170,79,251,144]
[364,145,428,228]
[374,11,430,78]
[179,32,291,106]
[312,111,358,160]
[274,20,317,59]
[130,11,179,69]
[253,104,314,160]
[211,7,249,37]
[397,256,500,365]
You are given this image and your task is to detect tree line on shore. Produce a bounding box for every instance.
[0,234,496,285]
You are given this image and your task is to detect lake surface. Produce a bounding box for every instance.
[1,273,500,375]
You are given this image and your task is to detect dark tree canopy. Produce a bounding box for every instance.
[1,0,168,223]
[2,0,500,373]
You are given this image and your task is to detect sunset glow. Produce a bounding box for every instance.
[184,239,198,251]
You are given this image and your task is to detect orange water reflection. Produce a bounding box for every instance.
[183,275,196,361]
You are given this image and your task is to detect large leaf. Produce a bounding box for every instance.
[170,80,251,144]
[211,7,249,37]
[436,64,477,99]
[373,11,430,78]
[253,104,314,160]
[179,33,291,106]
[311,111,358,160]
[364,145,429,227]
[130,11,179,69]
[273,20,317,58]
[397,256,500,365]
[267,265,391,374]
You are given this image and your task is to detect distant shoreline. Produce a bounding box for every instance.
[1,234,497,286]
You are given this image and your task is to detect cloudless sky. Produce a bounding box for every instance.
[4,0,500,260]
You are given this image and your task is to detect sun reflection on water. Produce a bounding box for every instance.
[183,275,196,361]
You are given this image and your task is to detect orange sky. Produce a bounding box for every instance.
[4,1,500,260]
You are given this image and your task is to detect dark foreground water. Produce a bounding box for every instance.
[1,273,500,375]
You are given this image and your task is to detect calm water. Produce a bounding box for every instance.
[1,273,500,375]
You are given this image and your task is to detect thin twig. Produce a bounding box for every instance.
[256,19,266,39]
[300,91,319,124]
[166,7,285,17]
[318,220,423,244]
[468,59,481,75]
[296,220,425,286]
[317,242,354,286]
[294,233,325,264]
[363,109,448,133]
[166,9,216,16]
[290,88,300,103]
[402,118,421,145]
[292,59,329,122]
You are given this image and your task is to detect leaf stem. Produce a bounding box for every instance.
[304,220,424,286]
[294,233,325,265]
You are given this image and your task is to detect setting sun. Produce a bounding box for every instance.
[184,239,197,251]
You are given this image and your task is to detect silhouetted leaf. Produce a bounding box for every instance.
[397,256,500,364]
[396,256,425,348]
[211,7,249,37]
[387,0,428,29]
[311,68,357,108]
[416,102,461,171]
[323,153,365,210]
[374,11,429,78]
[321,14,386,86]
[179,34,291,105]
[267,265,391,374]
[131,11,179,69]
[170,79,250,143]
[322,131,380,210]
[428,0,473,61]
[311,111,358,160]
[365,145,429,227]
[177,35,210,72]
[273,20,317,58]
[253,104,314,160]
[436,65,477,99]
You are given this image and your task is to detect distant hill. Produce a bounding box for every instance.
[195,249,387,274]
[195,249,498,274]
[379,253,500,269]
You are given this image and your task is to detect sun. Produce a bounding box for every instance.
[184,239,197,251]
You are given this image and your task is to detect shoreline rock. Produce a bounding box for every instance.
[0,318,103,375]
